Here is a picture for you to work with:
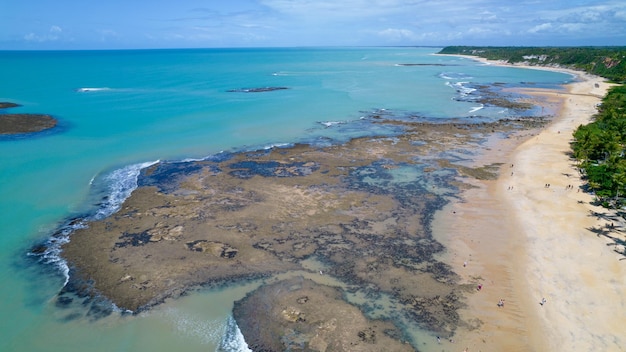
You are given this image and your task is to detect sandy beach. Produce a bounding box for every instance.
[434,58,626,351]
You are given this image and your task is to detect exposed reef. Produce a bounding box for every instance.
[233,277,414,352]
[0,102,57,135]
[0,102,21,109]
[52,107,549,349]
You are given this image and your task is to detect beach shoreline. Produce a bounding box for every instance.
[433,56,626,351]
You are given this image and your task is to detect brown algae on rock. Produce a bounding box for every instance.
[57,113,548,348]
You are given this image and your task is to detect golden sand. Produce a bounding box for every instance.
[434,58,626,351]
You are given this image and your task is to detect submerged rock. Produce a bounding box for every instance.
[233,277,414,352]
[0,101,57,135]
[56,111,549,346]
[0,113,57,135]
[0,102,21,109]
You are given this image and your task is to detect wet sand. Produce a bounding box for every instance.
[434,60,626,351]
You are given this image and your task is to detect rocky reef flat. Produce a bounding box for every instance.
[0,102,57,135]
[56,110,548,349]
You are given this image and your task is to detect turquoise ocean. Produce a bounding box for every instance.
[0,47,572,351]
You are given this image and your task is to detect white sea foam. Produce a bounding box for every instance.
[438,72,474,80]
[151,307,228,345]
[181,157,207,162]
[32,160,159,288]
[141,309,250,350]
[29,227,74,286]
[219,316,252,352]
[319,121,346,127]
[180,150,231,163]
[76,87,112,92]
[469,104,484,113]
[263,142,292,150]
[93,160,159,220]
[446,81,476,97]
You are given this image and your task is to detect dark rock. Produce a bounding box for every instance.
[233,277,413,352]
[0,102,21,109]
[55,295,74,307]
[0,113,57,135]
[185,240,238,258]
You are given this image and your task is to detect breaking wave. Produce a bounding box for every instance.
[29,160,159,287]
[75,87,112,93]
[219,316,252,352]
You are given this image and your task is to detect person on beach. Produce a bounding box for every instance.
[540,297,547,306]
[497,299,505,307]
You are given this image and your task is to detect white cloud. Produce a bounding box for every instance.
[479,11,500,23]
[8,0,626,49]
[97,29,118,42]
[23,25,63,42]
[528,23,553,33]
[23,33,38,41]
[260,0,433,19]
[467,27,499,36]
[559,23,584,32]
[377,28,416,41]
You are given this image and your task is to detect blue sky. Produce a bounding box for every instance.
[2,0,625,49]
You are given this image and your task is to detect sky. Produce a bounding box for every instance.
[1,0,625,50]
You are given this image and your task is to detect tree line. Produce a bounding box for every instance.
[439,46,626,82]
[572,86,626,207]
[439,46,626,209]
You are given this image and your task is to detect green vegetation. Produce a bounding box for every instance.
[572,86,626,207]
[438,46,626,209]
[439,46,626,82]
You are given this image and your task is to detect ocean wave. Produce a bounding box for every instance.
[180,152,229,163]
[27,224,76,286]
[92,160,159,220]
[75,87,112,93]
[219,316,252,352]
[226,87,288,93]
[262,142,293,150]
[162,307,229,345]
[270,71,342,76]
[180,156,210,163]
[469,104,484,113]
[445,81,476,97]
[438,72,474,80]
[319,120,347,128]
[29,160,159,288]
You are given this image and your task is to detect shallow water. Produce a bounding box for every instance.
[0,47,571,351]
